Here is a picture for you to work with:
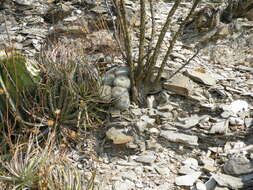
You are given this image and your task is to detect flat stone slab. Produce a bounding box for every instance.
[160,130,198,146]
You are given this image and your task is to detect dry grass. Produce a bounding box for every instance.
[0,132,93,190]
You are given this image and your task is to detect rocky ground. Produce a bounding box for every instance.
[1,0,253,189]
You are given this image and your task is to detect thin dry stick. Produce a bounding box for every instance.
[167,47,201,81]
[137,0,146,73]
[137,0,156,80]
[146,0,156,62]
[145,0,182,77]
[155,0,201,83]
[119,0,133,68]
[118,0,137,101]
[105,0,126,58]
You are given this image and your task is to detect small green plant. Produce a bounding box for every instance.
[0,132,90,190]
[0,50,38,122]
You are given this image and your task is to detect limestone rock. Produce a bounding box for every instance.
[175,172,201,186]
[223,156,253,175]
[106,127,133,144]
[160,130,198,146]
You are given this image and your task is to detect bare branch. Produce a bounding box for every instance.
[145,0,182,78]
[167,47,201,81]
[136,0,146,74]
[155,0,201,83]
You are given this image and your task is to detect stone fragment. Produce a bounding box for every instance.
[228,116,244,125]
[154,165,170,176]
[183,158,199,169]
[122,170,138,182]
[184,69,216,86]
[13,0,35,6]
[163,74,194,96]
[140,115,156,127]
[209,120,229,134]
[160,130,198,146]
[223,155,253,175]
[245,118,253,128]
[205,177,217,190]
[113,75,131,89]
[135,151,156,164]
[175,172,201,186]
[213,187,229,190]
[196,181,207,190]
[106,127,133,144]
[155,183,170,190]
[157,104,173,111]
[175,115,201,129]
[179,165,198,175]
[202,158,216,173]
[113,181,131,190]
[222,100,249,115]
[136,120,148,132]
[212,173,243,189]
[147,95,156,108]
[179,158,199,175]
[148,128,160,135]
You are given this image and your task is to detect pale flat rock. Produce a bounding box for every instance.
[106,127,133,144]
[245,117,253,128]
[140,115,156,127]
[154,165,170,176]
[163,74,194,96]
[212,173,243,189]
[196,181,207,190]
[175,172,201,186]
[179,165,198,175]
[184,69,216,86]
[205,177,217,190]
[175,115,201,129]
[135,151,156,164]
[183,158,198,168]
[160,130,198,146]
[209,120,229,134]
[222,100,249,114]
[122,170,138,182]
[155,183,171,190]
[223,156,253,175]
[113,181,132,190]
[14,0,36,6]
[214,187,229,190]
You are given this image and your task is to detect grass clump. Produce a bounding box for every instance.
[0,132,92,190]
